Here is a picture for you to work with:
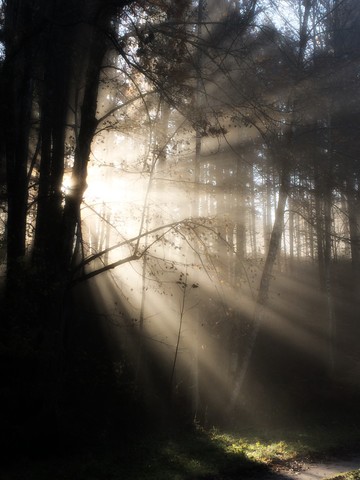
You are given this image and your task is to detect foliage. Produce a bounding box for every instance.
[327,471,360,480]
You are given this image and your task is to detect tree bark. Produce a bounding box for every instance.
[2,0,34,286]
[62,25,108,273]
[323,178,336,374]
[314,158,326,290]
[346,175,360,276]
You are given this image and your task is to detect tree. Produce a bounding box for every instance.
[2,0,360,439]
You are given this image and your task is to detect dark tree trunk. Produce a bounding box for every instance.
[249,164,257,259]
[235,159,247,264]
[314,159,326,290]
[289,195,295,268]
[323,177,336,374]
[2,0,34,286]
[346,175,360,275]
[62,26,108,273]
[32,17,75,281]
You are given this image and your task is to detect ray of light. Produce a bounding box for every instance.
[71,123,347,427]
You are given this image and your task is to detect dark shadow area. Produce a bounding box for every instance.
[1,260,360,479]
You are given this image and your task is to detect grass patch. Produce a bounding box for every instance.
[2,423,360,479]
[326,471,360,480]
[209,430,300,463]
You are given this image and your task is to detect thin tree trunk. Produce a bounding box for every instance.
[346,175,360,276]
[188,0,205,420]
[235,160,247,264]
[250,164,257,259]
[265,166,273,251]
[296,211,301,259]
[341,190,351,258]
[323,178,336,374]
[314,159,326,290]
[289,196,295,269]
[169,282,187,404]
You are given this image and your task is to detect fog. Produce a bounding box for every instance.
[1,1,360,473]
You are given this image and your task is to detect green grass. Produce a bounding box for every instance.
[2,424,360,480]
[326,471,360,480]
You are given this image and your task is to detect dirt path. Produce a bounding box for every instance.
[262,456,360,480]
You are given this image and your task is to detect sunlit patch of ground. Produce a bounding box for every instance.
[328,471,360,480]
[3,423,360,480]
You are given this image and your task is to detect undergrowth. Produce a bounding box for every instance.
[327,471,360,480]
[2,421,360,480]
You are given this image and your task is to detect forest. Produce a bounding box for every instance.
[1,0,360,478]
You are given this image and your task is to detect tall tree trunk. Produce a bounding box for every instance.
[264,162,273,252]
[296,210,301,259]
[314,159,326,290]
[62,26,108,273]
[32,13,75,281]
[189,0,205,422]
[235,159,247,265]
[323,175,336,374]
[322,109,336,374]
[289,196,295,269]
[250,164,258,259]
[346,175,360,277]
[2,0,34,286]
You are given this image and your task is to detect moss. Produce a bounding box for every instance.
[326,471,360,480]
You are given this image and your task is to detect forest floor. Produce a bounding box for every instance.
[1,261,360,479]
[2,443,360,480]
[2,421,360,480]
[259,455,360,479]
